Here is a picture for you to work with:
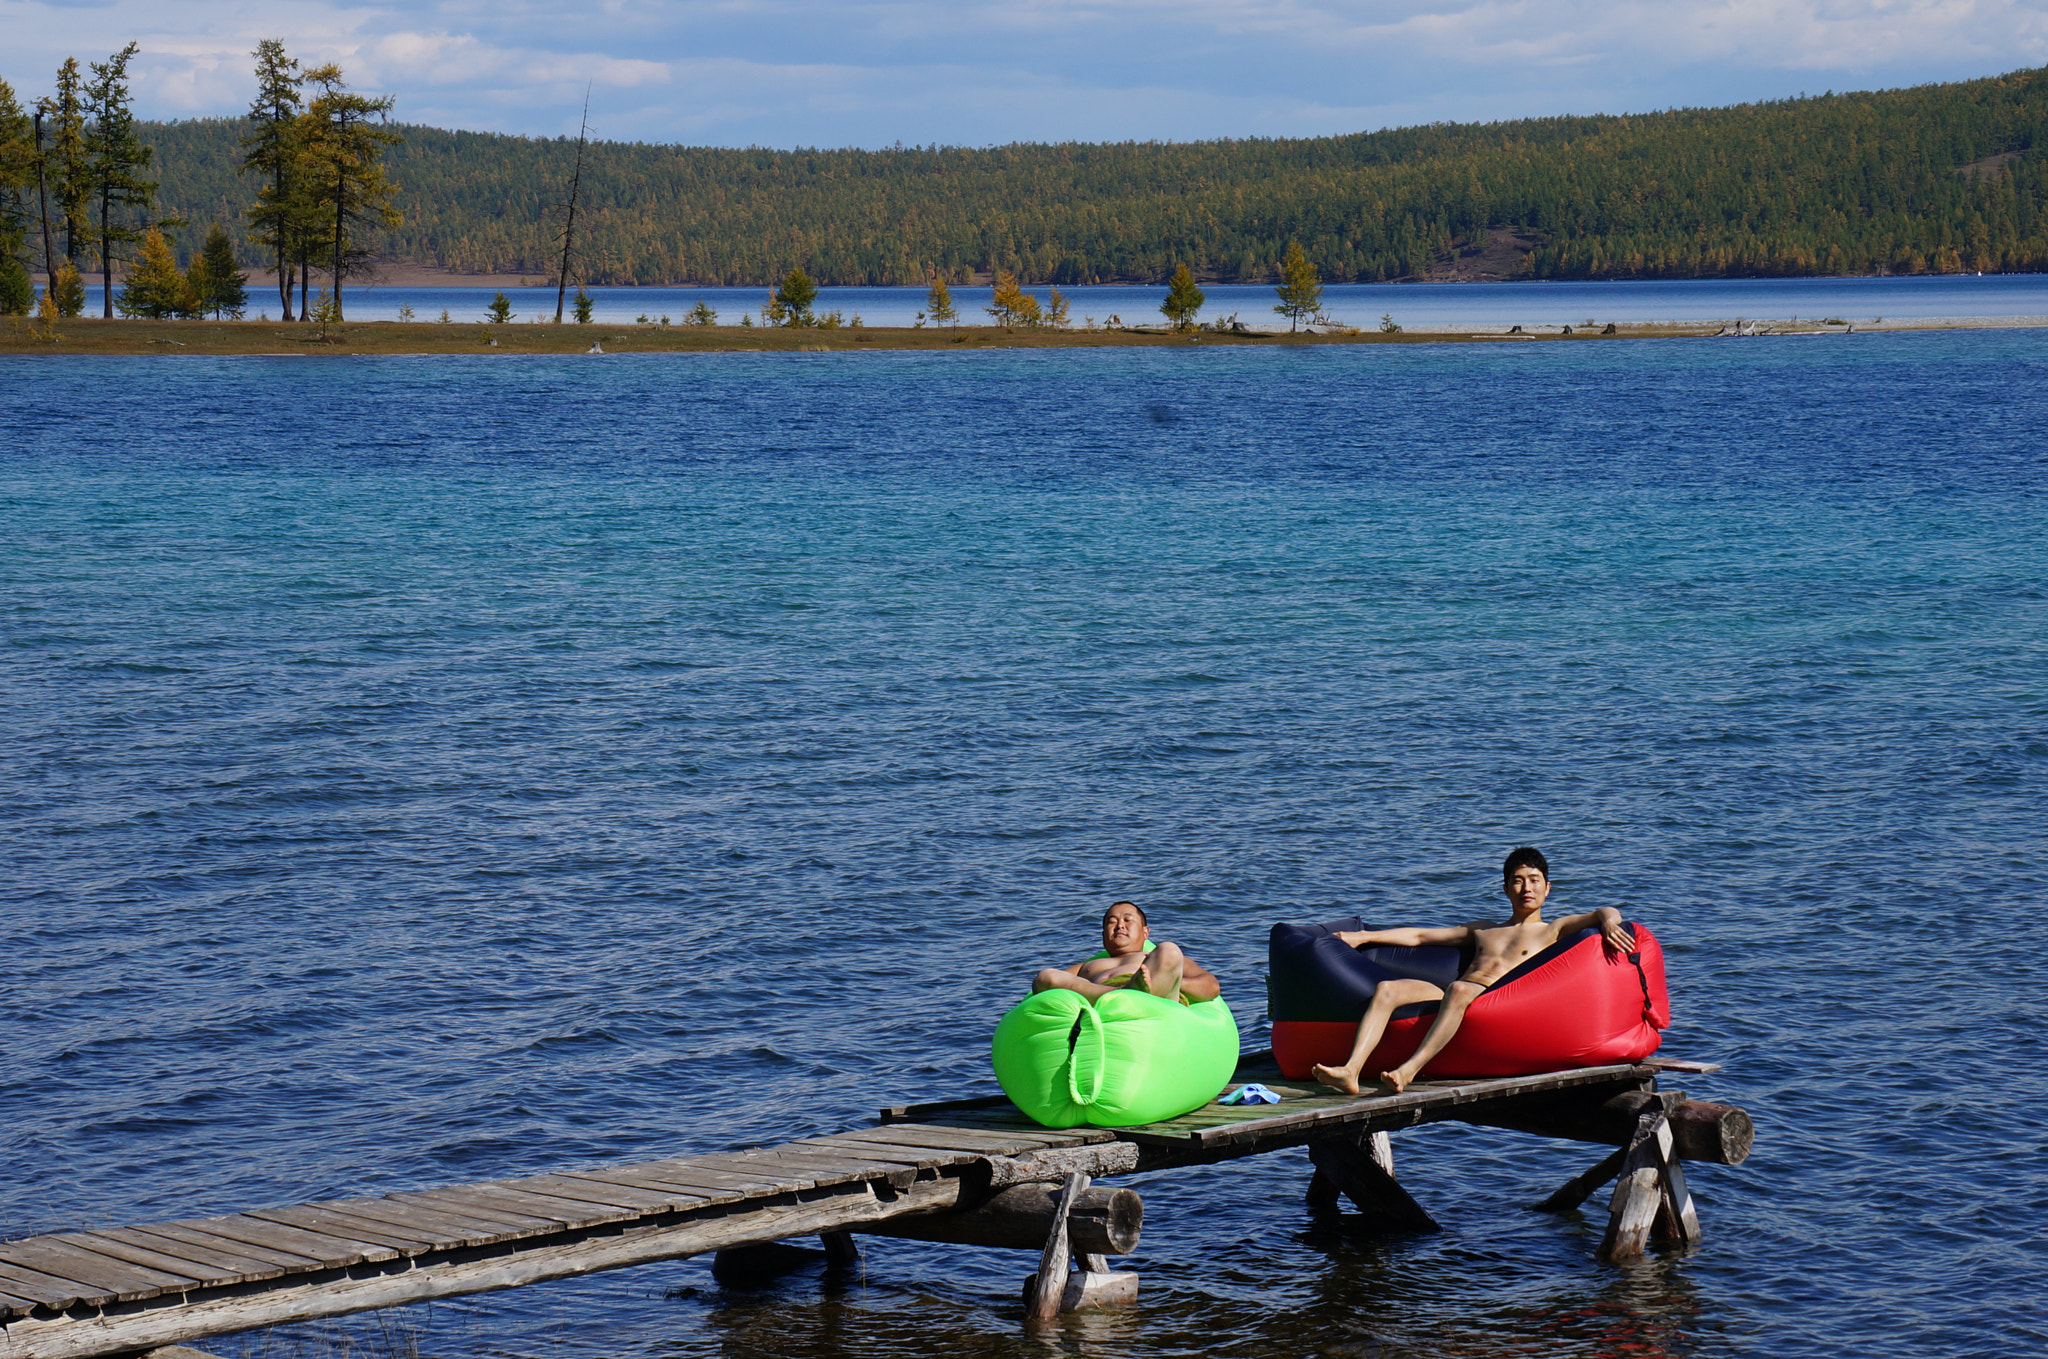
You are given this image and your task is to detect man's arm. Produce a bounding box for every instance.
[1332,924,1473,950]
[1031,960,1092,993]
[1554,907,1634,952]
[1176,954,1222,1002]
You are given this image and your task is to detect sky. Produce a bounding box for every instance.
[4,0,2046,148]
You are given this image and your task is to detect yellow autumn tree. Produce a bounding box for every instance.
[115,226,196,318]
[985,269,1041,326]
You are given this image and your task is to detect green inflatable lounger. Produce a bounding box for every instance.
[992,984,1240,1129]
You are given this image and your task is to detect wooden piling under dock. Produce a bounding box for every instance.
[0,1055,1748,1358]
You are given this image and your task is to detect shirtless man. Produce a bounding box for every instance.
[1311,848,1633,1096]
[1033,900,1222,1003]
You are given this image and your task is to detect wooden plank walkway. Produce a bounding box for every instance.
[1,1057,1676,1358]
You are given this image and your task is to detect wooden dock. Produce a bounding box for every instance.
[0,1054,1750,1358]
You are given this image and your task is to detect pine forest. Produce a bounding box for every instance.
[11,61,2048,290]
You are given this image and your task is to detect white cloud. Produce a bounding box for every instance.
[0,0,2042,144]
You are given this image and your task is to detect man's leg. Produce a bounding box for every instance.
[1311,978,1444,1096]
[1377,980,1486,1093]
[1133,942,1185,999]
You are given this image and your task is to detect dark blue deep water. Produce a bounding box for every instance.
[4,332,2046,1358]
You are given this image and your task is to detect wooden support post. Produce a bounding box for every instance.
[1305,1168,1341,1211]
[1024,1172,1084,1325]
[1598,1096,1701,1261]
[1532,1146,1626,1214]
[710,1240,829,1286]
[1306,1131,1438,1233]
[819,1231,860,1266]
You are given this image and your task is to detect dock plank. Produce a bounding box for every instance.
[411,1185,638,1229]
[247,1206,443,1255]
[835,1125,1094,1156]
[376,1192,583,1236]
[44,1232,251,1289]
[789,1137,981,1170]
[0,1258,108,1311]
[733,1149,920,1188]
[504,1175,695,1213]
[666,1155,818,1190]
[179,1213,397,1266]
[0,1238,202,1300]
[627,1157,819,1192]
[309,1198,533,1250]
[77,1227,285,1285]
[556,1164,769,1201]
[124,1222,327,1272]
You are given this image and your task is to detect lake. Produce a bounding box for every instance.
[3,326,2045,1358]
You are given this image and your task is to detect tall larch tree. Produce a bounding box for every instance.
[42,58,89,265]
[82,43,159,317]
[242,40,305,319]
[0,79,36,314]
[297,63,400,320]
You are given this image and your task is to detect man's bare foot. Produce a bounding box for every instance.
[1311,1063,1363,1096]
[1377,1068,1413,1094]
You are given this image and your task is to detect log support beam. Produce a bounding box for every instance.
[1305,1130,1439,1233]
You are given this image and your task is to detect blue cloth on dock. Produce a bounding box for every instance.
[1219,1083,1281,1105]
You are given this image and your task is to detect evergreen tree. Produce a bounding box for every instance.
[1160,263,1204,329]
[188,219,247,317]
[0,259,29,315]
[486,290,513,323]
[1272,240,1321,332]
[83,44,159,317]
[767,266,817,324]
[686,298,718,325]
[573,286,593,323]
[43,58,88,266]
[924,276,957,326]
[116,225,195,317]
[0,78,35,309]
[242,39,306,319]
[298,64,401,320]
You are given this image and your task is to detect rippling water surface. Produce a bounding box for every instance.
[4,333,2045,1358]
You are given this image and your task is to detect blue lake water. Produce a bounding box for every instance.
[83,271,2048,330]
[3,329,2046,1358]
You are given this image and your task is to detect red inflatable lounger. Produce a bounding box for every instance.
[1267,917,1670,1082]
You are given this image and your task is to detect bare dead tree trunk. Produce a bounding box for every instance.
[32,112,57,293]
[555,87,591,324]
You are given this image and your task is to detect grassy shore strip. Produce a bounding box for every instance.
[0,318,1754,356]
[6,317,2034,355]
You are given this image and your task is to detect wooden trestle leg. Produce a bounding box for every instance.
[1306,1130,1440,1233]
[1021,1172,1140,1323]
[1598,1094,1704,1261]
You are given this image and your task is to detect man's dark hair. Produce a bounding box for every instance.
[1104,900,1147,925]
[1502,847,1550,881]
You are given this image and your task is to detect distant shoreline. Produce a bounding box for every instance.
[5,314,2043,358]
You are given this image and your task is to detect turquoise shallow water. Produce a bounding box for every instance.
[3,332,2046,1358]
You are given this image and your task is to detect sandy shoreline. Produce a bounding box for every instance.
[3,313,2042,358]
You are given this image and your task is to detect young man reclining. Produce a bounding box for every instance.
[1311,847,1633,1095]
[1033,900,1221,1004]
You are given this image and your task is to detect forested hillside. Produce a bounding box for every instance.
[139,66,2048,286]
